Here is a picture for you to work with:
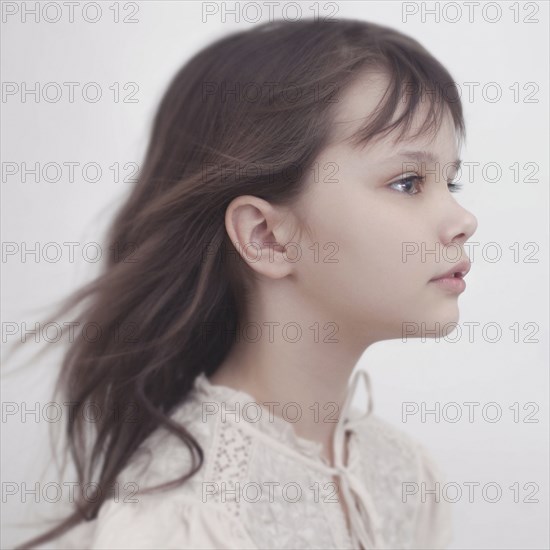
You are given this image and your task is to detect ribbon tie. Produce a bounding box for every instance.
[331,369,386,550]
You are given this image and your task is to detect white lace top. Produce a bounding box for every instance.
[53,369,453,550]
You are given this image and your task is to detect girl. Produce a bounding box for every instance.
[18,17,477,550]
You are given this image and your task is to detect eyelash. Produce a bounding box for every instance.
[389,175,463,195]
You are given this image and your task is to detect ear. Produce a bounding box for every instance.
[224,195,297,279]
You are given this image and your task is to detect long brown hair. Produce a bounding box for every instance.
[13,18,464,548]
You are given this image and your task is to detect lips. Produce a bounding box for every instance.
[429,259,471,281]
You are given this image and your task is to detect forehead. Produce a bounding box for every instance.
[327,70,460,161]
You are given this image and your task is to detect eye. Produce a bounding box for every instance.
[389,175,465,195]
[388,174,425,195]
[447,181,464,193]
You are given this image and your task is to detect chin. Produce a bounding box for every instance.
[398,304,461,341]
[437,317,461,338]
[431,307,461,338]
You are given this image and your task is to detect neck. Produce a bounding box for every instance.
[207,281,375,464]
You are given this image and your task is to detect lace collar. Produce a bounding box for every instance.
[190,368,374,467]
[190,369,384,549]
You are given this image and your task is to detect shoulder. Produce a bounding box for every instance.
[57,443,256,548]
[85,493,256,549]
[349,411,439,499]
[351,411,454,550]
[57,399,258,549]
[116,393,217,489]
[53,492,257,549]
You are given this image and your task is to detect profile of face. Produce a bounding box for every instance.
[226,70,478,347]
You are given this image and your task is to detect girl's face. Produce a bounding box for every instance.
[292,72,478,343]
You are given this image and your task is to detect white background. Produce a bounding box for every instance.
[1,1,549,549]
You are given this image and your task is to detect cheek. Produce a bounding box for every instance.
[297,197,429,319]
[344,200,429,289]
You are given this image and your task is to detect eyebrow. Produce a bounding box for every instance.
[395,150,462,171]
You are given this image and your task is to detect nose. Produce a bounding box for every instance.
[441,203,478,246]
